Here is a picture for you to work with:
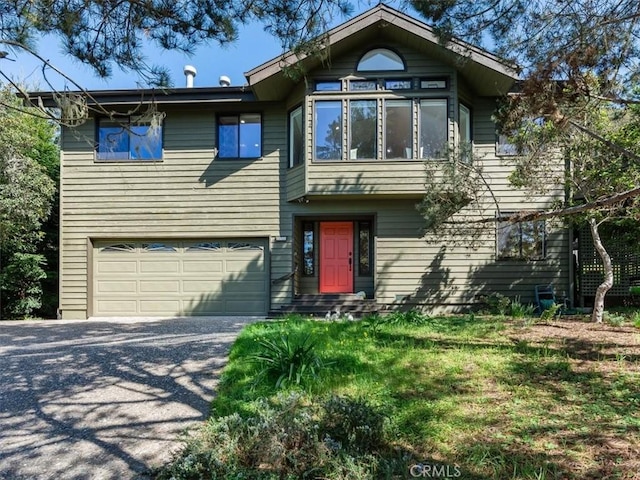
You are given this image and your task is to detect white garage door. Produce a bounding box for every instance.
[93,239,268,316]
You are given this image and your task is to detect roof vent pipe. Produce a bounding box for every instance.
[219,75,231,87]
[183,65,197,88]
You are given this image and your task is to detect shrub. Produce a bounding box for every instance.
[0,253,47,319]
[479,293,511,316]
[632,311,640,329]
[320,395,386,454]
[604,311,626,327]
[252,333,324,388]
[155,393,395,480]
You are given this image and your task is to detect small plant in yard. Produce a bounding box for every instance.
[539,302,561,321]
[479,293,511,316]
[632,311,640,329]
[509,296,536,318]
[604,311,626,327]
[252,333,324,388]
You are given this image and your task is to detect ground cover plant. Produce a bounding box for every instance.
[157,312,640,479]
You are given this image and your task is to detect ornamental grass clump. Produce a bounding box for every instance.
[252,333,324,388]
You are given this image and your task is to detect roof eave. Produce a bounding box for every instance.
[245,4,519,99]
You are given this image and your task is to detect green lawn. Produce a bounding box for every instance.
[158,313,640,479]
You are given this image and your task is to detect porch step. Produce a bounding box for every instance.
[268,294,381,318]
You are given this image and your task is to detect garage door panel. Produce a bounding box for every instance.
[94,239,267,316]
[97,261,137,274]
[183,260,223,273]
[182,280,222,293]
[96,280,137,294]
[139,280,180,293]
[139,261,180,274]
[226,260,264,273]
[96,300,138,313]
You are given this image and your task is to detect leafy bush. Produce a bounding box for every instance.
[604,311,626,327]
[252,333,324,388]
[0,253,47,319]
[632,311,640,329]
[155,393,395,480]
[479,293,511,316]
[320,396,386,454]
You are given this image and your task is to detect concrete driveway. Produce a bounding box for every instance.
[0,316,260,480]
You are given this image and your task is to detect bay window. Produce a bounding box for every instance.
[289,106,304,167]
[311,93,453,161]
[314,101,342,160]
[349,100,377,159]
[384,100,412,159]
[420,99,448,158]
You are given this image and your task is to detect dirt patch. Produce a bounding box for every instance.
[505,317,640,373]
[501,317,640,479]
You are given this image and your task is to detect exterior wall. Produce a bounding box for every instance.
[59,105,286,319]
[59,38,570,318]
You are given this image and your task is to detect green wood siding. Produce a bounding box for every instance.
[59,107,286,318]
[59,43,569,319]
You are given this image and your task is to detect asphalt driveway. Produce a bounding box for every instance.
[0,316,260,480]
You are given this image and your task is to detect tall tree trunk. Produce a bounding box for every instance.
[589,217,613,323]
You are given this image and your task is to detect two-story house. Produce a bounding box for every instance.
[50,4,571,320]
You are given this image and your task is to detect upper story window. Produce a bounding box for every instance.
[313,97,449,161]
[314,101,343,160]
[289,106,304,168]
[357,48,405,71]
[385,79,412,90]
[96,116,163,161]
[459,103,472,161]
[315,81,342,92]
[420,99,448,158]
[350,100,377,159]
[218,113,262,159]
[349,80,377,91]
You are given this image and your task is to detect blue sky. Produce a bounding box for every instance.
[2,24,283,91]
[1,2,409,91]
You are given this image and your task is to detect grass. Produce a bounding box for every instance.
[162,313,640,479]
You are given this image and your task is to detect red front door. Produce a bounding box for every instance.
[319,222,354,293]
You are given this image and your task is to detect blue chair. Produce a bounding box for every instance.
[534,285,560,315]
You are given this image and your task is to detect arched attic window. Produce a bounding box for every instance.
[357,48,405,71]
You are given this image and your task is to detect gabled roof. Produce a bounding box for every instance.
[245,3,519,100]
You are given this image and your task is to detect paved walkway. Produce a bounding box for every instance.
[0,316,259,480]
